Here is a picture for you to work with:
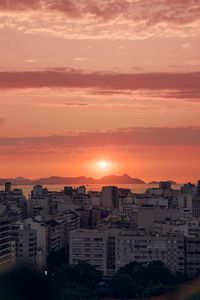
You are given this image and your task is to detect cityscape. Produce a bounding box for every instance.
[1,180,200,298]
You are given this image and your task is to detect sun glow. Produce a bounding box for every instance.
[100,161,107,169]
[89,158,119,177]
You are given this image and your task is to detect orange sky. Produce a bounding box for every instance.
[0,0,200,183]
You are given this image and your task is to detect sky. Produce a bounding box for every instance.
[0,0,200,182]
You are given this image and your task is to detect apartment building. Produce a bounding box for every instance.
[115,231,185,274]
[11,223,37,269]
[0,217,13,272]
[69,229,108,275]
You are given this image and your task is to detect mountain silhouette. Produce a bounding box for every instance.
[0,174,146,185]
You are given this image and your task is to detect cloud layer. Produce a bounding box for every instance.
[0,70,199,94]
[1,0,199,24]
[0,127,200,155]
[0,0,199,39]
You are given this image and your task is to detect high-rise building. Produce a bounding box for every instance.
[31,185,43,198]
[0,217,13,272]
[77,186,86,195]
[159,181,172,191]
[25,218,47,271]
[197,180,200,197]
[64,186,73,196]
[101,186,118,208]
[5,182,11,193]
[69,229,108,275]
[185,236,200,276]
[115,232,185,274]
[192,196,200,218]
[181,182,196,195]
[11,223,37,269]
[45,219,64,253]
[77,209,91,229]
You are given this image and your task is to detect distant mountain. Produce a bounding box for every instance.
[0,174,146,185]
[0,177,32,185]
[97,174,145,184]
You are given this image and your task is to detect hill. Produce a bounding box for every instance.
[0,174,146,185]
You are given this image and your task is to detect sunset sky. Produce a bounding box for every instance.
[0,0,200,182]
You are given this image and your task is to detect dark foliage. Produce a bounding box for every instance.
[52,261,103,299]
[47,248,68,271]
[107,260,186,299]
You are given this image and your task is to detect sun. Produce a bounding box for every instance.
[100,161,107,169]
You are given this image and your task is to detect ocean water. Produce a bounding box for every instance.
[10,183,182,199]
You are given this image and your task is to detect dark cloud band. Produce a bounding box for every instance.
[0,70,199,93]
[0,127,200,150]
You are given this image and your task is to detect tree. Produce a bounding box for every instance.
[109,273,143,299]
[47,248,68,272]
[53,261,102,290]
[108,260,177,299]
[146,261,176,286]
[118,261,147,285]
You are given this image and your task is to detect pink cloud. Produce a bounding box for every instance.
[0,127,200,156]
[0,70,199,93]
[0,0,199,39]
[0,0,40,11]
[0,0,199,25]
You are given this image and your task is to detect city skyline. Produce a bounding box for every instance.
[0,0,200,181]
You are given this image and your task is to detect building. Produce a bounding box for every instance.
[77,186,86,195]
[107,229,119,276]
[101,186,118,209]
[69,229,108,275]
[91,208,101,228]
[5,182,11,193]
[31,185,44,199]
[76,208,91,229]
[185,236,200,276]
[0,217,13,272]
[192,196,200,218]
[11,223,37,269]
[115,231,185,274]
[159,181,172,191]
[52,211,80,247]
[29,197,53,218]
[181,182,196,195]
[197,180,200,197]
[131,206,181,231]
[45,219,64,253]
[64,186,73,196]
[25,218,47,271]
